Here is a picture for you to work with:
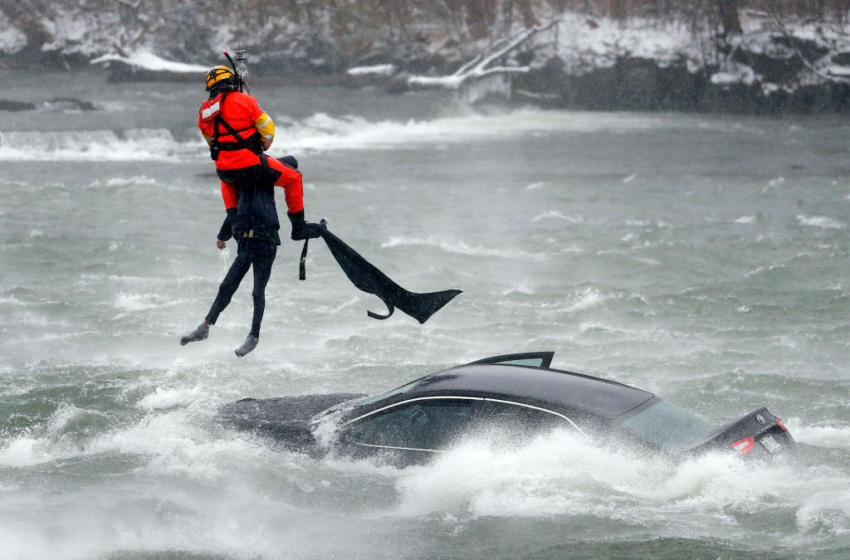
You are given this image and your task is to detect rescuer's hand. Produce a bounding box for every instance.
[288,211,320,240]
[216,239,226,250]
[279,155,298,169]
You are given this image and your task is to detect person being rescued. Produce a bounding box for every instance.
[180,64,318,357]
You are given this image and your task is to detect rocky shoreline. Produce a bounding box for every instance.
[511,57,850,113]
[2,31,849,115]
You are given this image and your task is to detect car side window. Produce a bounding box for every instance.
[474,401,570,441]
[345,400,473,451]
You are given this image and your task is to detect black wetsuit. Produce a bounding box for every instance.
[206,162,283,339]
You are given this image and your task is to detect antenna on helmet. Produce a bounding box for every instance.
[222,49,249,94]
[235,49,249,94]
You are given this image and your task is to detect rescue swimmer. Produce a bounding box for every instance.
[180,62,318,357]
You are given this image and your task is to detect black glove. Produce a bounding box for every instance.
[279,155,298,170]
[217,207,237,242]
[288,210,320,240]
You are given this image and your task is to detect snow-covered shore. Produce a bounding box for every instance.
[2,5,850,113]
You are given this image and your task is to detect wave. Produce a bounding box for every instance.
[277,109,712,153]
[734,215,756,224]
[797,215,845,229]
[563,287,609,312]
[393,429,761,518]
[2,109,726,162]
[0,129,205,162]
[382,236,544,259]
[392,427,850,542]
[113,292,169,312]
[793,424,850,451]
[96,175,158,187]
[531,211,587,223]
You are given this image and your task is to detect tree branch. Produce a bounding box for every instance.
[408,20,557,89]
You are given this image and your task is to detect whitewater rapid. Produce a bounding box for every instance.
[0,71,848,560]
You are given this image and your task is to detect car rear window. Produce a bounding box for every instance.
[620,400,715,452]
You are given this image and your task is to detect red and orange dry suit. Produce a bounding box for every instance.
[198,90,303,221]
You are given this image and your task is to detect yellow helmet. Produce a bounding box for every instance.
[205,65,235,91]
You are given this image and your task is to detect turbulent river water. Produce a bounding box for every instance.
[0,70,848,560]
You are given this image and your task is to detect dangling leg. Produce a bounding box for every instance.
[235,239,277,357]
[206,239,252,325]
[180,239,251,346]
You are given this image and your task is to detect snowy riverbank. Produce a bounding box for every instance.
[2,6,850,113]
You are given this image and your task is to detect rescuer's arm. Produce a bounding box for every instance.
[198,109,213,147]
[254,112,275,150]
[216,182,239,248]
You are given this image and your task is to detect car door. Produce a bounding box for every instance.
[336,398,477,465]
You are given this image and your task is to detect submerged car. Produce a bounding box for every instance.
[218,352,795,464]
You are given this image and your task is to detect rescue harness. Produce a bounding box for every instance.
[209,92,263,161]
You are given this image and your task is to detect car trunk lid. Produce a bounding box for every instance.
[689,407,795,457]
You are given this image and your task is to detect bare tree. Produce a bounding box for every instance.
[718,0,742,35]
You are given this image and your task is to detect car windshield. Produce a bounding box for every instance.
[620,400,716,452]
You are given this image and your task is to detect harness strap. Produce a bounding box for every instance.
[299,238,309,281]
[210,93,262,155]
[299,218,324,280]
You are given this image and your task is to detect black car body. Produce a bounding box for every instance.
[218,352,795,464]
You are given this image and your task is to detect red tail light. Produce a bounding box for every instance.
[731,437,755,455]
[775,417,788,432]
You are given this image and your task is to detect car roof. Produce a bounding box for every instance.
[404,361,655,420]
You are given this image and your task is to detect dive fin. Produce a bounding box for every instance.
[367,305,394,321]
[307,220,461,323]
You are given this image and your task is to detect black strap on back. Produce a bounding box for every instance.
[210,93,262,156]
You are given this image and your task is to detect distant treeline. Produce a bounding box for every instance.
[4,0,850,113]
[3,0,850,70]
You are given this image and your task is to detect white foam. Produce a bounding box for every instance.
[797,215,845,229]
[278,110,691,154]
[382,236,542,260]
[793,425,850,450]
[734,216,756,224]
[113,292,161,312]
[0,296,30,307]
[502,284,534,296]
[137,386,206,411]
[532,211,583,223]
[0,405,101,467]
[390,426,847,542]
[394,430,749,518]
[797,489,850,536]
[85,410,271,481]
[0,437,53,468]
[0,129,204,162]
[6,109,706,163]
[103,176,158,186]
[563,287,607,313]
